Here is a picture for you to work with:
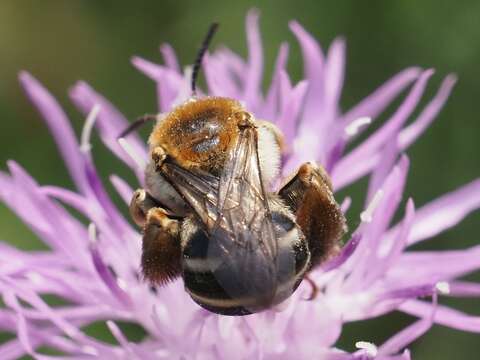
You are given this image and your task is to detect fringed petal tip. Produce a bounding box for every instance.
[18,70,35,86]
[131,56,163,80]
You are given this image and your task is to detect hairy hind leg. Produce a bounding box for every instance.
[130,189,182,285]
[278,162,346,269]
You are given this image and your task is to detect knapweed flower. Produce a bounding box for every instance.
[1,10,479,360]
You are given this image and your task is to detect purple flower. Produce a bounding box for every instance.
[1,10,479,359]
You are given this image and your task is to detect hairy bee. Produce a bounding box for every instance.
[125,24,346,316]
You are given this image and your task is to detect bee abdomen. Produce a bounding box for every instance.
[183,268,252,316]
[182,229,252,315]
[181,228,310,316]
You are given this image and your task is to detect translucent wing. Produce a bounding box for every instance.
[162,124,296,312]
[159,162,219,227]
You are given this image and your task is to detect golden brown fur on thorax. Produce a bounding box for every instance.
[149,97,245,173]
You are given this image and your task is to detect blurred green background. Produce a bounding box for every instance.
[0,0,479,358]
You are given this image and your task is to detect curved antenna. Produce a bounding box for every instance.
[117,114,157,139]
[118,23,219,138]
[191,22,219,96]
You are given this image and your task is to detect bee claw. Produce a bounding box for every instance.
[303,276,318,301]
[129,188,163,227]
[129,189,149,227]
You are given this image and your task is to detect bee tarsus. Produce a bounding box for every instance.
[303,275,319,301]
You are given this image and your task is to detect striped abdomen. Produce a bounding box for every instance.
[181,215,310,316]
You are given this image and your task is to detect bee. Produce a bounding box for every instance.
[124,23,346,316]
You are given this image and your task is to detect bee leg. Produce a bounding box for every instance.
[303,275,319,301]
[278,162,346,269]
[129,189,182,285]
[129,188,159,227]
[141,207,182,285]
[151,146,167,171]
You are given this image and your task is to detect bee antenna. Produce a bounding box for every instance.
[191,22,219,96]
[117,114,157,139]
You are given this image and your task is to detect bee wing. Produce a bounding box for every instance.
[211,125,292,310]
[160,162,219,227]
[162,125,296,311]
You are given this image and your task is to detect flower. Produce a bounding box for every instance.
[1,10,479,360]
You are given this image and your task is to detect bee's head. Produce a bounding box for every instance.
[149,97,249,173]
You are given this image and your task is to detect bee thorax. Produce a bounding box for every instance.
[148,97,244,174]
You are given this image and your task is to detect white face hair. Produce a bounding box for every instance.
[256,123,281,188]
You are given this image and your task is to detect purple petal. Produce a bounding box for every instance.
[203,53,239,98]
[69,81,147,182]
[331,151,379,190]
[2,292,34,356]
[393,246,480,282]
[399,74,457,148]
[383,179,480,245]
[400,300,480,333]
[325,139,347,173]
[366,198,415,284]
[322,233,362,272]
[289,19,325,114]
[262,42,289,119]
[285,23,333,167]
[243,9,264,111]
[84,160,136,238]
[131,56,184,112]
[0,338,38,360]
[160,43,180,72]
[365,134,400,204]
[332,70,434,189]
[41,186,90,216]
[324,37,346,116]
[216,46,248,83]
[131,55,163,80]
[379,316,434,356]
[110,175,134,205]
[333,70,433,188]
[1,276,85,340]
[447,281,480,297]
[276,75,308,146]
[1,161,90,262]
[378,284,436,301]
[295,38,345,150]
[41,180,137,250]
[338,73,454,192]
[340,67,421,127]
[18,72,89,193]
[89,238,132,308]
[106,320,140,358]
[407,178,480,244]
[344,156,409,290]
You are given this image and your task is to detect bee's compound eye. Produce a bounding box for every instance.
[271,211,295,235]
